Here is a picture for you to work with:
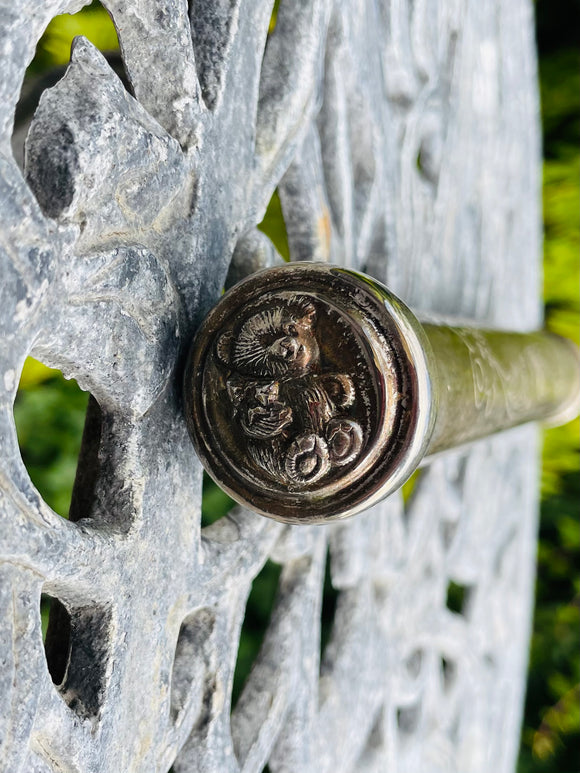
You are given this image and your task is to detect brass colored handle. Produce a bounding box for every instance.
[184,263,580,524]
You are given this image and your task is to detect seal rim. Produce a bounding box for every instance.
[184,263,436,523]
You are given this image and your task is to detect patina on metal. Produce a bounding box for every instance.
[184,262,580,524]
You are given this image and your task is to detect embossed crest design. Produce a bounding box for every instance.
[186,263,439,522]
[215,294,364,487]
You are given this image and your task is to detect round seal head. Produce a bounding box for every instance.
[184,262,435,523]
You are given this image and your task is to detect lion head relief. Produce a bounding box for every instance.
[217,296,319,378]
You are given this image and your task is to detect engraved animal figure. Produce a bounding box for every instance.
[218,296,320,377]
[217,297,363,487]
[226,378,293,439]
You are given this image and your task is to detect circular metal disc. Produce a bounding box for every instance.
[184,263,434,523]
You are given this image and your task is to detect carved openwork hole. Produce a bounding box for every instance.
[440,656,457,691]
[42,588,113,719]
[401,469,425,529]
[319,549,339,667]
[12,2,122,169]
[40,592,72,685]
[232,559,282,708]
[267,0,281,33]
[397,702,421,734]
[201,473,235,528]
[14,358,89,518]
[170,608,217,722]
[258,189,291,261]
[440,519,459,550]
[445,580,472,617]
[405,648,424,679]
[402,468,423,505]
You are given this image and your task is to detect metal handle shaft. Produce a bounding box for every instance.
[423,325,580,456]
[184,263,579,524]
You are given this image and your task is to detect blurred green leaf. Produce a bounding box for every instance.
[14,373,88,518]
[543,158,579,347]
[29,2,118,74]
[201,474,235,526]
[257,190,290,261]
[232,560,281,706]
[18,357,62,389]
[539,49,580,159]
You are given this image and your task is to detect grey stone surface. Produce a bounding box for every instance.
[0,0,541,771]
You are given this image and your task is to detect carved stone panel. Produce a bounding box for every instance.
[0,1,540,771]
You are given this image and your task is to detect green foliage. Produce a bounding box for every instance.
[232,560,282,706]
[257,189,291,261]
[541,154,579,500]
[28,2,118,75]
[18,356,61,389]
[543,158,579,346]
[539,48,579,161]
[519,1,580,766]
[520,465,580,772]
[200,474,235,526]
[14,369,88,518]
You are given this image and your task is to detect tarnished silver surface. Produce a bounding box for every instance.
[185,262,579,523]
[1,0,544,770]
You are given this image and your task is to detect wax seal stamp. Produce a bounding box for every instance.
[184,262,580,524]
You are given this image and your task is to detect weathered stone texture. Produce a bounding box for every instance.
[0,0,541,771]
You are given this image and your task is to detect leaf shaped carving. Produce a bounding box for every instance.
[33,244,180,415]
[25,38,193,255]
[20,39,186,414]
